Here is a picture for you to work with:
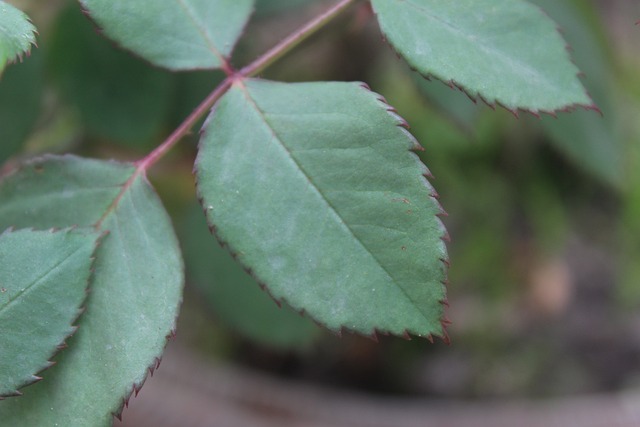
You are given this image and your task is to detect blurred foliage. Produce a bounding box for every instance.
[413,0,624,188]
[1,0,639,398]
[0,48,42,164]
[48,5,175,149]
[531,0,624,188]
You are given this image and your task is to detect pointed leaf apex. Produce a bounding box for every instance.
[371,0,594,113]
[197,79,448,340]
[79,0,254,71]
[0,3,37,75]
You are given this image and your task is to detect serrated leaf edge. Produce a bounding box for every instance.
[1,4,38,68]
[194,79,450,343]
[0,226,104,400]
[361,82,451,344]
[106,172,183,422]
[113,333,175,421]
[0,154,184,419]
[372,3,599,118]
[101,174,183,422]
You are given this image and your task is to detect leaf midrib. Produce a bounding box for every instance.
[175,0,226,65]
[0,240,88,316]
[237,81,430,325]
[0,186,122,226]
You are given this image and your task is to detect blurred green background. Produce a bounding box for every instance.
[2,0,639,401]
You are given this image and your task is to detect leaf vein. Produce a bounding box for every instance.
[237,82,429,323]
[402,0,560,93]
[174,0,227,65]
[0,242,88,316]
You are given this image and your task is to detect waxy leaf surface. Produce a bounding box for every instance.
[0,1,36,75]
[371,0,592,113]
[0,228,99,399]
[196,79,448,338]
[0,156,183,426]
[80,0,254,70]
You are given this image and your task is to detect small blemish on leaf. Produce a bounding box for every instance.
[392,197,411,204]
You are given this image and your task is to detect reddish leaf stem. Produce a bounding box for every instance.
[135,78,233,172]
[137,0,358,173]
[94,78,234,228]
[240,0,358,78]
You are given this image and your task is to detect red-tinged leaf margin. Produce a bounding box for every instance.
[88,163,182,422]
[360,81,451,343]
[197,209,450,343]
[371,1,600,118]
[112,328,178,421]
[114,355,165,420]
[196,78,450,343]
[0,154,183,423]
[0,2,38,72]
[96,168,182,422]
[194,215,331,339]
[0,226,103,400]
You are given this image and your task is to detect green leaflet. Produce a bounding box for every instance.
[371,0,593,113]
[0,156,183,426]
[0,1,36,75]
[180,203,320,350]
[196,79,448,338]
[79,0,254,71]
[0,228,100,399]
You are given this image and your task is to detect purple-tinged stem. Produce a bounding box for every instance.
[240,0,357,78]
[95,79,233,228]
[136,78,233,172]
[136,0,358,173]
